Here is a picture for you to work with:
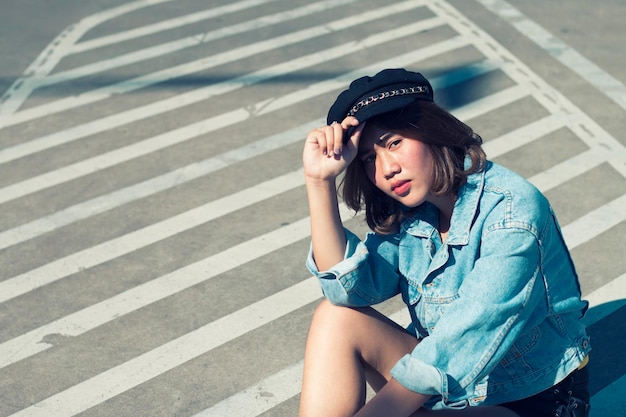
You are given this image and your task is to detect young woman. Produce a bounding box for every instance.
[300,68,591,417]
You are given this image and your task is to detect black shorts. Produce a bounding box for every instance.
[499,366,590,417]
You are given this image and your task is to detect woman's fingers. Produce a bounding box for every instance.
[307,118,360,159]
[330,121,344,156]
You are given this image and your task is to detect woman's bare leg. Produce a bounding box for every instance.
[299,299,419,417]
[299,299,521,417]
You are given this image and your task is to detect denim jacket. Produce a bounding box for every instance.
[306,161,591,409]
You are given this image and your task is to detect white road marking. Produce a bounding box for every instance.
[562,194,626,250]
[0,0,176,117]
[0,168,306,303]
[0,0,432,147]
[0,0,358,128]
[583,273,626,328]
[483,113,565,158]
[0,34,468,247]
[69,0,284,54]
[589,373,626,417]
[5,277,322,417]
[476,0,626,112]
[191,361,304,417]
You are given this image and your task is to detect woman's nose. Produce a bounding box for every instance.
[379,153,400,178]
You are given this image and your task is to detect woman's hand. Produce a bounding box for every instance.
[303,116,362,182]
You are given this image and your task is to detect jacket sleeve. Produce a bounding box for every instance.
[391,226,546,407]
[306,228,402,306]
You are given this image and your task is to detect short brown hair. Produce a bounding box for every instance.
[341,101,486,234]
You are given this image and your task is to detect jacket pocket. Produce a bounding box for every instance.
[496,326,540,378]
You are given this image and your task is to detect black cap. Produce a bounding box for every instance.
[326,68,434,127]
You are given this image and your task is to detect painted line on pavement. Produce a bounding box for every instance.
[69,0,284,54]
[0,0,433,151]
[0,0,176,117]
[482,113,564,158]
[0,35,471,247]
[0,168,306,303]
[191,361,304,417]
[583,273,626,328]
[0,17,454,204]
[475,0,626,112]
[5,277,322,417]
[0,0,358,128]
[589,372,626,417]
[562,194,626,250]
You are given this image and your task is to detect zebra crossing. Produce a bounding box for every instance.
[1,0,624,416]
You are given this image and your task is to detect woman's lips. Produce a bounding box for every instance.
[392,180,411,195]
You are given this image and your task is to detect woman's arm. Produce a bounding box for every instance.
[303,117,362,271]
[305,177,346,270]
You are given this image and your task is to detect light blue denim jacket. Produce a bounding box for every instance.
[306,161,591,409]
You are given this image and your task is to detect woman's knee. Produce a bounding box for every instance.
[309,299,368,334]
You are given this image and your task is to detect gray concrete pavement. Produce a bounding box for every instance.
[0,0,624,416]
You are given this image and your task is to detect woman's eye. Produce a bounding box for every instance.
[362,154,375,164]
[389,139,402,148]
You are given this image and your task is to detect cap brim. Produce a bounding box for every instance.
[345,95,416,139]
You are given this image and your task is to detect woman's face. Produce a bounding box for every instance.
[358,123,435,208]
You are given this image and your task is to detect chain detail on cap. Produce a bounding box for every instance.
[346,85,430,117]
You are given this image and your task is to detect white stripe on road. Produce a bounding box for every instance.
[6,277,322,417]
[482,113,565,159]
[191,361,304,417]
[0,35,469,247]
[0,16,451,205]
[69,0,283,54]
[589,373,626,417]
[42,0,357,87]
[476,0,626,112]
[0,0,433,155]
[451,84,527,123]
[0,0,358,128]
[0,0,176,117]
[583,273,626,328]
[562,194,626,250]
[430,0,626,159]
[527,147,613,193]
[0,168,307,303]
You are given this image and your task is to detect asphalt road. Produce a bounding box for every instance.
[1,0,625,416]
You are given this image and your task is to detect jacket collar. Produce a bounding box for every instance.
[401,158,486,246]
